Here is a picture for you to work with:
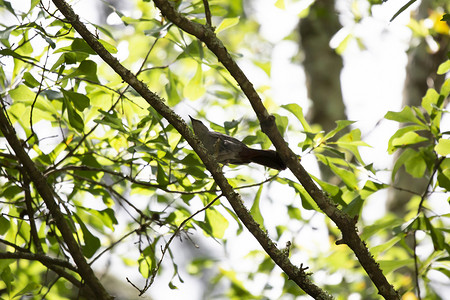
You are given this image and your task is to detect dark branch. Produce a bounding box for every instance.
[151,0,399,299]
[0,97,112,300]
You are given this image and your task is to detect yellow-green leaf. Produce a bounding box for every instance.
[422,88,440,115]
[205,207,228,239]
[250,185,264,226]
[215,17,240,34]
[435,138,450,156]
[275,0,285,9]
[281,103,312,132]
[184,64,205,100]
[391,131,428,148]
[437,59,450,75]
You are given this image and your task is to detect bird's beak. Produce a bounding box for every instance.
[189,115,201,123]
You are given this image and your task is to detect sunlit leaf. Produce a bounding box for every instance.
[391,131,428,149]
[215,17,240,33]
[343,195,363,217]
[379,259,415,274]
[184,63,205,100]
[205,207,228,239]
[385,106,423,125]
[23,72,40,88]
[423,216,445,251]
[435,138,450,156]
[281,103,312,132]
[250,185,264,225]
[324,120,355,141]
[73,214,101,258]
[422,88,440,115]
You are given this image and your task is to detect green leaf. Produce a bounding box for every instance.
[437,168,450,191]
[281,103,311,132]
[63,96,85,132]
[406,152,427,178]
[387,125,423,154]
[184,63,205,100]
[13,282,40,298]
[250,185,264,225]
[23,72,40,88]
[336,33,353,55]
[441,13,450,25]
[8,84,36,102]
[391,148,416,181]
[1,265,13,293]
[215,17,240,33]
[0,25,15,41]
[360,217,403,240]
[385,106,422,125]
[287,205,301,219]
[360,180,388,199]
[393,149,427,180]
[138,255,152,278]
[437,60,450,75]
[73,214,101,258]
[144,21,172,38]
[0,48,37,62]
[275,0,285,9]
[94,109,126,132]
[334,129,370,164]
[310,174,340,196]
[441,78,450,99]
[168,281,178,289]
[0,215,10,235]
[423,216,445,251]
[157,163,169,186]
[176,41,202,60]
[62,89,90,111]
[55,38,96,54]
[391,131,428,149]
[343,195,364,217]
[379,259,414,274]
[371,236,401,256]
[422,88,440,115]
[435,138,450,156]
[66,60,99,83]
[324,120,355,141]
[166,70,181,106]
[99,39,117,54]
[205,207,228,239]
[277,177,319,211]
[328,162,358,190]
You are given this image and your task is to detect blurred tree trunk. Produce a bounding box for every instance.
[299,0,346,182]
[387,0,450,216]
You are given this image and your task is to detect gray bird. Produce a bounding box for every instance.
[190,116,286,170]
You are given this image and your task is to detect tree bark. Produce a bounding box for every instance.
[299,0,347,183]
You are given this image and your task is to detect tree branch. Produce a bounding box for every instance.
[0,100,112,300]
[48,0,330,298]
[151,0,399,299]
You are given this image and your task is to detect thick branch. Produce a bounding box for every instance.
[0,103,112,300]
[151,1,399,299]
[0,251,99,297]
[49,0,330,298]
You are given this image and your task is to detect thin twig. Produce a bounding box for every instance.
[129,194,223,295]
[202,0,212,28]
[412,156,445,300]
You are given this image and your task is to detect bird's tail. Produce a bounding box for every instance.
[241,148,286,170]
